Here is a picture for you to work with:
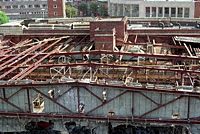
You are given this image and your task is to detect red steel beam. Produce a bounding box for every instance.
[125,42,186,49]
[0,55,13,63]
[139,95,183,117]
[0,111,199,124]
[10,52,53,80]
[6,88,23,100]
[53,50,200,61]
[0,82,199,96]
[10,36,88,81]
[77,87,80,113]
[86,90,128,114]
[0,40,49,72]
[0,38,63,79]
[32,87,73,113]
[26,88,31,112]
[128,29,200,36]
[81,86,103,102]
[55,86,75,101]
[1,50,199,61]
[38,62,200,75]
[0,96,24,112]
[137,91,160,106]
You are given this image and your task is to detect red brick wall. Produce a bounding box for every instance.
[90,18,127,50]
[90,21,126,40]
[194,1,200,18]
[94,29,116,50]
[48,0,65,18]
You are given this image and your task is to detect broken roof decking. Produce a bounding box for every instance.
[0,18,200,102]
[2,18,200,133]
[0,33,200,91]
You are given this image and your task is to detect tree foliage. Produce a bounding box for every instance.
[90,2,98,16]
[65,4,77,18]
[78,3,88,16]
[0,11,9,24]
[98,4,108,16]
[77,2,108,17]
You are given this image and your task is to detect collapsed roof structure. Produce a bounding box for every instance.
[1,17,200,133]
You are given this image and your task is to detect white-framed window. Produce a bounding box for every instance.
[145,7,150,17]
[164,7,169,17]
[54,11,57,16]
[28,5,33,8]
[177,7,183,17]
[34,4,40,8]
[184,8,189,18]
[152,7,156,17]
[158,7,163,17]
[20,5,26,9]
[5,5,11,9]
[171,7,176,17]
[12,5,18,9]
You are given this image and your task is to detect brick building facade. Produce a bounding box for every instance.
[48,0,66,18]
[0,0,66,19]
[194,0,200,18]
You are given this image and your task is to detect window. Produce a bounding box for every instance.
[132,4,139,17]
[34,4,40,8]
[0,6,2,9]
[20,12,26,14]
[28,5,33,8]
[113,4,117,16]
[146,7,150,17]
[152,7,156,17]
[164,7,169,17]
[20,5,26,9]
[12,5,18,9]
[171,7,176,17]
[178,8,183,17]
[53,4,57,8]
[124,5,130,16]
[5,6,11,9]
[184,8,189,18]
[54,11,57,16]
[42,4,47,8]
[118,4,123,16]
[158,7,163,17]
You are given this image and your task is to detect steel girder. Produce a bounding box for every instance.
[0,83,200,125]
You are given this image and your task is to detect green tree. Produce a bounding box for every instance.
[0,11,9,24]
[66,4,77,18]
[78,3,88,16]
[90,2,98,16]
[98,4,108,17]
